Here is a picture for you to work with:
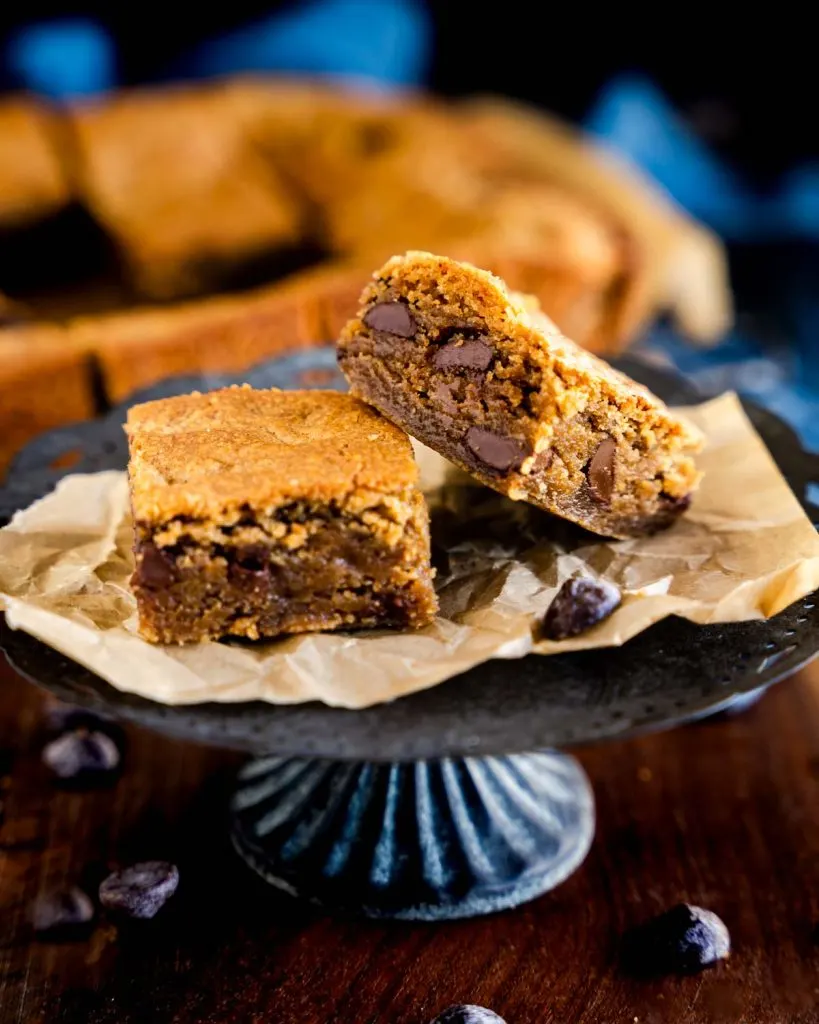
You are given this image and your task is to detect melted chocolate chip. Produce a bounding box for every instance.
[228,544,271,587]
[432,337,493,372]
[542,578,621,640]
[532,448,553,472]
[432,381,458,415]
[136,543,177,588]
[364,300,416,337]
[660,491,692,513]
[465,428,529,473]
[587,437,617,503]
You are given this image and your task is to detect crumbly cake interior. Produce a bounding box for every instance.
[338,252,702,538]
[126,386,437,644]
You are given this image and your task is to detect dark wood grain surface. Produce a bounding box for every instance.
[2,655,819,1024]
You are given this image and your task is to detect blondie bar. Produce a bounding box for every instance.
[127,386,437,644]
[0,97,71,231]
[338,252,702,539]
[0,325,96,476]
[68,83,304,300]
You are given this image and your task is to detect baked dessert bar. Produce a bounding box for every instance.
[459,95,731,345]
[0,325,96,477]
[338,252,702,539]
[0,97,71,231]
[127,386,438,644]
[68,83,305,300]
[70,269,327,403]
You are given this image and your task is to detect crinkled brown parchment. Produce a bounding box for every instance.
[1,393,818,708]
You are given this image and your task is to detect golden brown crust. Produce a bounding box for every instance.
[126,386,420,523]
[0,325,96,476]
[0,96,72,229]
[458,94,732,345]
[69,269,328,403]
[68,82,304,299]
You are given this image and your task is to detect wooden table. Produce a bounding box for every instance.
[2,655,819,1024]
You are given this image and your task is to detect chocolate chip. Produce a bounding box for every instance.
[622,903,730,976]
[136,543,177,589]
[42,729,121,780]
[587,437,617,503]
[542,578,621,640]
[31,887,95,935]
[432,337,493,371]
[432,381,459,415]
[465,427,529,472]
[532,448,553,472]
[429,1007,506,1024]
[228,545,270,587]
[363,300,416,337]
[99,861,179,920]
[660,491,692,513]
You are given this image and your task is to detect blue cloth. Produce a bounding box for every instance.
[4,18,116,97]
[585,75,819,450]
[3,0,429,97]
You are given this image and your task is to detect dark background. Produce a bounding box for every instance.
[0,2,814,182]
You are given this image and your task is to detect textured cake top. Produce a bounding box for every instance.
[126,386,418,522]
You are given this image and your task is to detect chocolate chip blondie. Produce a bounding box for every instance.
[68,83,305,300]
[338,252,702,539]
[127,386,437,644]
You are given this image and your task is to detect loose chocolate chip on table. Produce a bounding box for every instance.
[136,543,177,588]
[430,1007,507,1024]
[432,337,493,371]
[622,903,731,975]
[42,729,121,780]
[99,861,179,920]
[31,887,95,935]
[363,300,416,337]
[542,578,622,640]
[465,427,529,473]
[587,436,617,503]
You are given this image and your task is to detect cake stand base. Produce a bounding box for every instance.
[230,750,595,920]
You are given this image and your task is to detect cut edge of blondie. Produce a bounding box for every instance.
[338,251,702,539]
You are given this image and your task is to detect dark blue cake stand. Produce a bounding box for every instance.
[2,349,818,920]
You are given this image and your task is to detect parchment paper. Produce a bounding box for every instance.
[2,393,818,709]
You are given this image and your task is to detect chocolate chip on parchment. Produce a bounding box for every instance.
[136,542,177,588]
[465,427,529,472]
[429,1007,507,1024]
[99,861,179,920]
[542,578,621,640]
[42,729,121,780]
[586,437,617,503]
[31,887,95,935]
[622,903,731,975]
[364,300,416,337]
[432,337,493,371]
